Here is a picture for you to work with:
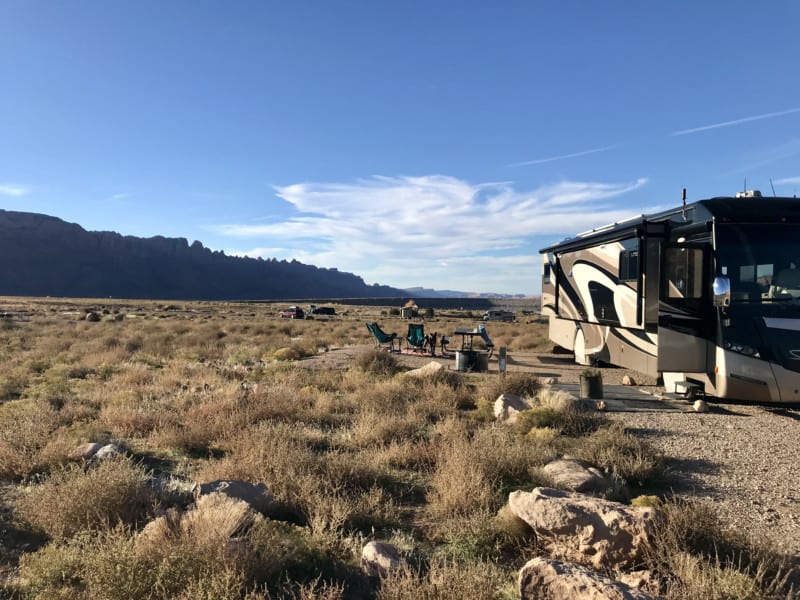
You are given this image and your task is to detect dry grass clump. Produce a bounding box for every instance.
[17,496,345,599]
[566,422,663,485]
[377,558,511,600]
[354,348,400,377]
[427,419,555,519]
[479,371,540,403]
[644,499,797,599]
[0,399,64,478]
[16,456,154,539]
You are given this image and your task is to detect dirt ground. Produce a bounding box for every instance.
[303,342,658,388]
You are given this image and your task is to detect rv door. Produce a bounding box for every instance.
[657,245,713,373]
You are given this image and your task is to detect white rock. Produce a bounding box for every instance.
[405,361,444,378]
[693,399,709,413]
[622,375,636,386]
[361,541,402,576]
[494,393,529,423]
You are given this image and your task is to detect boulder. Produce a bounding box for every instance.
[85,311,101,322]
[494,393,529,423]
[196,480,276,516]
[405,361,444,378]
[693,399,709,413]
[361,541,402,576]
[519,557,658,600]
[621,375,636,386]
[542,458,612,494]
[508,487,654,570]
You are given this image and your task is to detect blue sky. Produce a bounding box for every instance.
[2,1,800,295]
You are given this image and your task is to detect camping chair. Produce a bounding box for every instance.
[406,323,427,353]
[366,322,400,352]
[477,323,495,358]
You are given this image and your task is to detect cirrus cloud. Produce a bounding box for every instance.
[0,183,30,197]
[214,175,649,294]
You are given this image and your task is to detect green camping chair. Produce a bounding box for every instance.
[366,322,400,352]
[406,323,427,353]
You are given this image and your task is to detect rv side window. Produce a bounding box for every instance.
[619,250,639,281]
[664,247,704,299]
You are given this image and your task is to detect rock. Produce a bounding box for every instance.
[494,393,529,423]
[617,569,659,592]
[693,399,709,413]
[85,311,101,322]
[90,443,122,463]
[361,541,402,576]
[69,442,103,460]
[196,480,276,515]
[519,557,658,600]
[405,361,444,378]
[508,487,654,570]
[622,375,636,386]
[148,476,197,505]
[542,458,612,494]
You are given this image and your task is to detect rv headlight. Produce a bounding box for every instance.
[723,341,758,357]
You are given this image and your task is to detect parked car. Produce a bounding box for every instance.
[278,306,305,319]
[308,305,336,316]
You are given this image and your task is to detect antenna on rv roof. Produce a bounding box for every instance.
[770,178,776,197]
[681,187,687,220]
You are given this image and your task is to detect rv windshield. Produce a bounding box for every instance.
[716,223,800,302]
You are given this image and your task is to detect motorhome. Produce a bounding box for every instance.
[483,309,515,322]
[540,191,800,403]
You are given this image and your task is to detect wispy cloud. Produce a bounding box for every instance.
[214,175,648,294]
[672,107,800,136]
[774,176,800,185]
[108,193,130,201]
[0,184,30,197]
[507,144,619,168]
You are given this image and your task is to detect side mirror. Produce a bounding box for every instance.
[713,276,731,307]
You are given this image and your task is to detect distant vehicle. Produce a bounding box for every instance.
[483,309,515,322]
[278,306,304,319]
[308,305,336,316]
[540,190,800,403]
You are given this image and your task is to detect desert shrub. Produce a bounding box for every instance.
[0,369,29,401]
[353,349,400,377]
[0,399,62,478]
[16,456,154,539]
[273,345,310,362]
[515,406,560,430]
[377,558,511,600]
[567,423,663,485]
[479,372,540,403]
[515,404,605,437]
[349,408,423,446]
[645,499,796,599]
[427,427,498,518]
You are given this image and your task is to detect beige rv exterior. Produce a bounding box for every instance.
[540,195,800,403]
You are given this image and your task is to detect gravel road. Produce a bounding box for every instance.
[608,403,800,558]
